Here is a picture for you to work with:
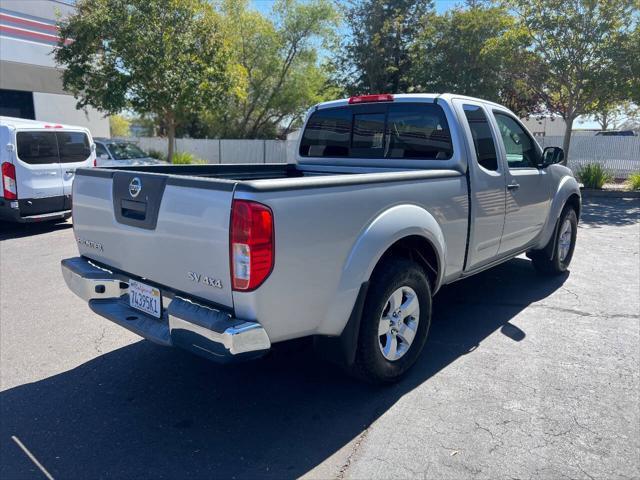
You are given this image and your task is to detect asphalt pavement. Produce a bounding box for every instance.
[0,197,638,479]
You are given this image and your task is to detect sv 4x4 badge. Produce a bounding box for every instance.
[188,272,223,289]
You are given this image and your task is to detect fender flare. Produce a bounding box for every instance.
[535,175,581,251]
[317,204,447,338]
[314,204,446,366]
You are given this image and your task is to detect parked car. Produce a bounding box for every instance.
[594,130,636,136]
[61,93,581,382]
[94,138,166,167]
[0,116,95,223]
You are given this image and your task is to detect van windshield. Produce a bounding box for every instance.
[107,142,147,160]
[300,103,453,160]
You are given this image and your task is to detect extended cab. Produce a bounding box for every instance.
[61,94,580,382]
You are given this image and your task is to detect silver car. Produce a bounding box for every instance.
[94,138,166,167]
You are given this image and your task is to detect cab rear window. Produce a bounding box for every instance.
[16,131,91,164]
[300,103,453,160]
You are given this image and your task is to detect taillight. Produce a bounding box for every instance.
[93,158,97,167]
[348,94,394,104]
[1,162,17,200]
[230,200,274,291]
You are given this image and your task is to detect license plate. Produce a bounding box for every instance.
[129,279,162,318]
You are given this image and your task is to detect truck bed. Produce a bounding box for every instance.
[81,162,463,192]
[72,163,467,326]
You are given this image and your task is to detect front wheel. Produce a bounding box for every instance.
[352,258,432,383]
[530,207,578,275]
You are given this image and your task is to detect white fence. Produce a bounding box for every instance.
[132,137,297,164]
[131,135,640,178]
[539,136,640,178]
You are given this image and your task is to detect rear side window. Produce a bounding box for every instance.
[57,132,90,163]
[16,132,59,164]
[16,131,91,164]
[462,105,498,171]
[300,103,453,160]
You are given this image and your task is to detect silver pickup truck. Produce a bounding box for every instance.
[61,94,581,382]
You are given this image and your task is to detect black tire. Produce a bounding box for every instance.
[530,207,578,275]
[352,258,432,383]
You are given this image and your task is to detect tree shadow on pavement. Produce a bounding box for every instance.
[0,220,72,241]
[579,197,639,228]
[0,258,567,480]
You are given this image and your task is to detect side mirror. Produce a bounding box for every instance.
[541,146,565,168]
[99,154,109,160]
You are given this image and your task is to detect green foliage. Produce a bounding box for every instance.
[627,172,640,191]
[55,0,233,160]
[336,0,433,94]
[411,4,544,116]
[629,25,640,105]
[171,152,205,165]
[505,0,637,157]
[577,163,614,189]
[109,115,130,138]
[200,0,339,139]
[147,149,166,162]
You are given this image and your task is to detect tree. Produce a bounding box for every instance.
[629,22,640,105]
[55,0,232,161]
[507,0,637,159]
[585,101,639,131]
[411,3,545,116]
[336,0,434,94]
[109,115,130,138]
[201,0,338,139]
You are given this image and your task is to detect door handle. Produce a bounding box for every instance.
[507,182,520,190]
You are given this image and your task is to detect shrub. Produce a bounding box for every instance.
[147,149,166,161]
[171,151,205,165]
[627,172,640,191]
[576,163,613,189]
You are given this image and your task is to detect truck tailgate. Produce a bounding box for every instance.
[72,170,235,308]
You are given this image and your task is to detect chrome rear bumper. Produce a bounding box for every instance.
[61,257,271,361]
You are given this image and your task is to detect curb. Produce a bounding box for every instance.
[580,188,640,199]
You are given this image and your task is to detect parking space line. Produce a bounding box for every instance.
[11,435,55,480]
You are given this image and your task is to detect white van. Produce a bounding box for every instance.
[0,116,96,223]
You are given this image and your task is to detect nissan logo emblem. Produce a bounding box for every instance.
[129,177,142,198]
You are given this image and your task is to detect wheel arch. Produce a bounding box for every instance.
[316,204,445,339]
[534,175,581,251]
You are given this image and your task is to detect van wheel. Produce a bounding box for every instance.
[531,207,578,275]
[352,258,432,383]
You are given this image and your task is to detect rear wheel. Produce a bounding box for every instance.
[352,258,432,383]
[530,207,578,275]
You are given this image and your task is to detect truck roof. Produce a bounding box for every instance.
[0,116,91,133]
[314,93,506,111]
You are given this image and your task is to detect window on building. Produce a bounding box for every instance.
[0,89,35,120]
